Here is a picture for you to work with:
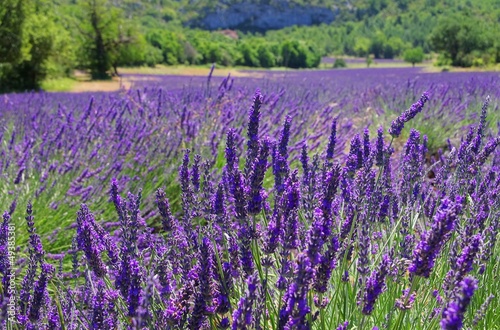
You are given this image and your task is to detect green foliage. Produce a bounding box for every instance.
[0,0,55,92]
[281,40,320,68]
[333,58,347,68]
[75,0,143,79]
[257,44,277,68]
[238,41,261,67]
[430,14,495,67]
[403,47,424,67]
[146,29,185,65]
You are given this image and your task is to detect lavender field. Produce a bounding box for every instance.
[1,68,499,329]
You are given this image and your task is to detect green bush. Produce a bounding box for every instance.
[333,58,347,68]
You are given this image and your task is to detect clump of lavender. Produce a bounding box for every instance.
[28,263,55,323]
[75,204,107,277]
[189,237,215,329]
[156,188,175,232]
[326,119,337,160]
[248,138,270,215]
[443,234,481,295]
[440,277,477,329]
[389,92,429,137]
[232,273,259,330]
[245,90,263,176]
[361,254,391,315]
[409,196,463,278]
[279,253,314,329]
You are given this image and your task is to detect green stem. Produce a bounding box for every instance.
[359,315,367,330]
[393,276,420,330]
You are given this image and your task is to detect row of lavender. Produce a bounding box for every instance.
[1,79,499,328]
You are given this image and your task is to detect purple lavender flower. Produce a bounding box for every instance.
[272,143,289,194]
[127,258,143,317]
[13,166,25,184]
[232,273,259,330]
[471,96,490,154]
[215,262,233,315]
[346,134,363,174]
[301,144,309,181]
[26,202,44,258]
[320,164,341,219]
[92,280,119,330]
[156,188,175,232]
[180,149,194,225]
[363,127,371,160]
[313,235,339,293]
[389,92,429,137]
[232,170,248,222]
[283,171,300,250]
[225,128,238,175]
[245,90,263,175]
[375,126,385,166]
[357,211,371,281]
[238,225,254,277]
[191,154,202,192]
[444,234,482,295]
[409,196,464,278]
[361,254,391,315]
[441,277,477,330]
[29,263,55,322]
[474,136,500,168]
[472,294,494,326]
[248,138,270,215]
[326,119,337,160]
[279,253,314,330]
[189,237,215,328]
[395,288,417,310]
[8,198,16,216]
[76,204,107,277]
[263,197,283,254]
[306,208,326,266]
[336,321,349,330]
[278,116,292,158]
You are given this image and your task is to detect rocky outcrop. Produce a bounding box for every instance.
[187,2,338,32]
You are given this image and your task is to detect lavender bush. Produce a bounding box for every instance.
[0,68,499,329]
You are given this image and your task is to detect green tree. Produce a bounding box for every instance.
[430,15,493,67]
[77,0,135,79]
[257,44,276,68]
[281,40,320,69]
[0,0,56,92]
[403,47,424,67]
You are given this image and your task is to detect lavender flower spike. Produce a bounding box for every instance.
[441,277,477,330]
[29,263,55,322]
[232,273,259,330]
[245,90,263,175]
[389,92,429,137]
[409,196,463,278]
[361,254,391,315]
[326,119,337,160]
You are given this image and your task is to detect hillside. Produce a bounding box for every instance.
[122,0,500,32]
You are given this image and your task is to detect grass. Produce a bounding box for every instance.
[40,77,77,92]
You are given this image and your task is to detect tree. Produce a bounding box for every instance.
[403,47,424,67]
[281,40,320,69]
[430,15,493,67]
[77,0,134,79]
[0,0,55,92]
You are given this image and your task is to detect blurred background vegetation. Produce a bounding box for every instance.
[1,0,500,92]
